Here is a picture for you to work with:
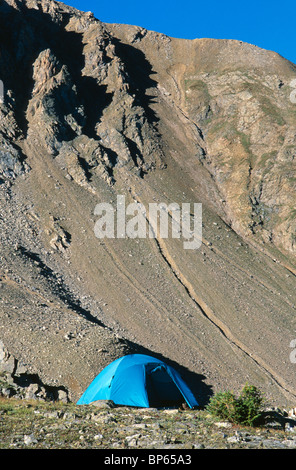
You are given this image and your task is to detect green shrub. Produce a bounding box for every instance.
[206,383,264,426]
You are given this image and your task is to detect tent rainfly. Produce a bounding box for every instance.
[77,354,198,409]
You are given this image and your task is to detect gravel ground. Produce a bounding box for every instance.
[1,398,296,450]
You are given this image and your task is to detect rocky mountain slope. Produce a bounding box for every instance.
[1,0,296,407]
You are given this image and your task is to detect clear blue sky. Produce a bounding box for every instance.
[64,0,296,65]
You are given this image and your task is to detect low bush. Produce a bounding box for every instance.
[206,383,264,426]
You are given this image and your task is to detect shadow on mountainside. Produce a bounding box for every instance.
[0,1,160,143]
[111,37,160,126]
[16,245,106,328]
[0,1,110,137]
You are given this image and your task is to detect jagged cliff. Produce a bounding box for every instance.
[1,0,296,406]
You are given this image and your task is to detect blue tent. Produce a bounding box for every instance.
[77,354,198,408]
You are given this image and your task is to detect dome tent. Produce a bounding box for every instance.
[77,354,198,408]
